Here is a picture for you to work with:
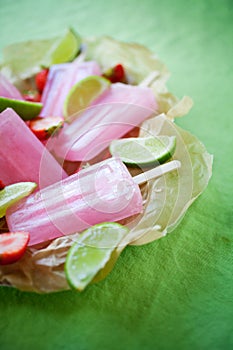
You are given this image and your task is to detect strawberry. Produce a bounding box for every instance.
[0,232,29,265]
[103,64,127,83]
[29,116,64,141]
[122,126,140,138]
[0,180,5,190]
[23,90,41,102]
[35,68,49,93]
[101,149,112,161]
[63,160,81,176]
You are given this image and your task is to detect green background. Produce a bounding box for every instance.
[0,0,232,349]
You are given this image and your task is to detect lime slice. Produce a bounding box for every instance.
[0,97,42,120]
[0,182,37,218]
[110,136,176,167]
[65,222,128,291]
[1,28,81,82]
[63,75,110,123]
[50,28,81,64]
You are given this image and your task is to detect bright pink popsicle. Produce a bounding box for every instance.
[6,157,143,246]
[52,83,157,161]
[40,60,101,117]
[0,108,67,188]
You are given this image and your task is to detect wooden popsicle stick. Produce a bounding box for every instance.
[133,160,181,185]
[139,71,160,87]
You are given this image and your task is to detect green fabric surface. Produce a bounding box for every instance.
[0,0,232,349]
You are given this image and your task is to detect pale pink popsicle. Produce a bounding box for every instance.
[40,63,69,117]
[52,83,157,161]
[40,60,101,117]
[0,73,23,100]
[6,157,143,246]
[0,108,67,188]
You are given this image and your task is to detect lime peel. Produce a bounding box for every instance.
[0,182,37,218]
[110,135,176,167]
[0,97,43,120]
[65,222,129,291]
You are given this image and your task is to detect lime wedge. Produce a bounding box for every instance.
[110,136,176,167]
[50,28,81,64]
[0,97,42,120]
[0,182,37,218]
[63,75,110,123]
[1,28,81,82]
[65,222,128,291]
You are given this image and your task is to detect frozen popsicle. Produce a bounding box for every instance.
[6,158,180,246]
[52,83,157,161]
[0,108,67,188]
[40,60,101,117]
[40,63,69,117]
[6,157,143,246]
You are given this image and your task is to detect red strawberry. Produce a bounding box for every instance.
[0,232,29,265]
[29,116,64,141]
[122,126,140,138]
[63,160,81,176]
[103,64,127,83]
[0,180,5,190]
[101,149,112,161]
[112,64,126,83]
[35,68,49,93]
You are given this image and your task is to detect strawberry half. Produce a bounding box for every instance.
[122,126,140,138]
[35,68,49,93]
[29,116,64,141]
[103,64,127,83]
[0,232,29,265]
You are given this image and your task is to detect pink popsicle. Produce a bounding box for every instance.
[0,108,67,188]
[40,60,101,117]
[40,63,69,117]
[6,157,143,246]
[52,83,157,161]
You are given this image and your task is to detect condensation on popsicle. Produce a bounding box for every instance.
[0,108,67,188]
[52,83,157,161]
[6,157,143,246]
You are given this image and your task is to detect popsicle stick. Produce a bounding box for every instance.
[133,160,181,185]
[139,71,160,87]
